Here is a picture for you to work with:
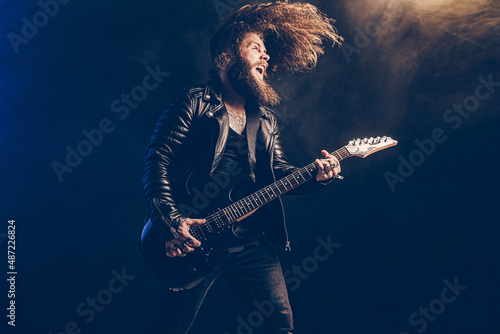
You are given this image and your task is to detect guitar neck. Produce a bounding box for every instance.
[232,146,351,215]
[189,146,351,242]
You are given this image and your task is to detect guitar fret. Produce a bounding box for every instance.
[267,188,274,199]
[253,192,261,204]
[254,193,263,205]
[233,204,243,218]
[334,151,342,161]
[238,202,247,215]
[230,206,238,220]
[261,189,269,201]
[232,207,239,220]
[265,188,273,201]
[244,198,254,211]
[241,200,250,212]
[224,208,234,221]
[246,197,256,210]
[250,193,262,207]
[229,207,237,221]
[220,211,230,224]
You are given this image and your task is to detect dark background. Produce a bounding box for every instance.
[1,0,499,333]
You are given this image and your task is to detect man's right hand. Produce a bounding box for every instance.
[165,218,205,257]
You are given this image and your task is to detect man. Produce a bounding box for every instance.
[142,2,342,333]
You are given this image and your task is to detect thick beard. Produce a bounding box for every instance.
[227,55,281,107]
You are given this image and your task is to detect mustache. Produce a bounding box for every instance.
[253,60,268,69]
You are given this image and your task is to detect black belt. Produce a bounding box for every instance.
[227,239,262,253]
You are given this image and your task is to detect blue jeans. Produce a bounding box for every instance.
[147,240,293,334]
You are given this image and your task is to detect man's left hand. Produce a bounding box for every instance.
[315,150,341,181]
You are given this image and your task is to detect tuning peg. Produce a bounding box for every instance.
[349,140,354,145]
[381,136,387,142]
[368,137,374,144]
[374,137,381,143]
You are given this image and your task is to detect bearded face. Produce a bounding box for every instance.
[227,53,281,107]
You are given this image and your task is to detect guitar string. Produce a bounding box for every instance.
[190,148,351,240]
[190,147,351,240]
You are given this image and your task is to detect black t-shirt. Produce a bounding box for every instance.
[215,127,250,176]
[212,127,263,238]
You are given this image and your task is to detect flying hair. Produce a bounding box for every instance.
[210,1,343,78]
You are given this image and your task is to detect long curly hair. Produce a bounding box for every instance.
[210,1,343,78]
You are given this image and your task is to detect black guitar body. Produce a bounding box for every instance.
[140,173,263,290]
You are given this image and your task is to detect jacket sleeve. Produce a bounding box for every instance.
[142,90,195,241]
[270,113,332,196]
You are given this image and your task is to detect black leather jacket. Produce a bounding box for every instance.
[143,80,328,248]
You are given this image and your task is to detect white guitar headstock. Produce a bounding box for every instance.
[345,136,398,158]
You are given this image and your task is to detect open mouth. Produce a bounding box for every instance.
[254,64,266,79]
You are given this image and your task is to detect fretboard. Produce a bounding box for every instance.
[189,146,351,242]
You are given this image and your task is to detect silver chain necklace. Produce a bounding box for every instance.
[227,109,246,135]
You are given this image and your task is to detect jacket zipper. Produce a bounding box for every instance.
[268,119,291,252]
[153,198,179,239]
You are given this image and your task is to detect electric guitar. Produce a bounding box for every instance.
[140,136,397,289]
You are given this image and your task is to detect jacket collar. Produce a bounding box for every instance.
[202,80,223,117]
